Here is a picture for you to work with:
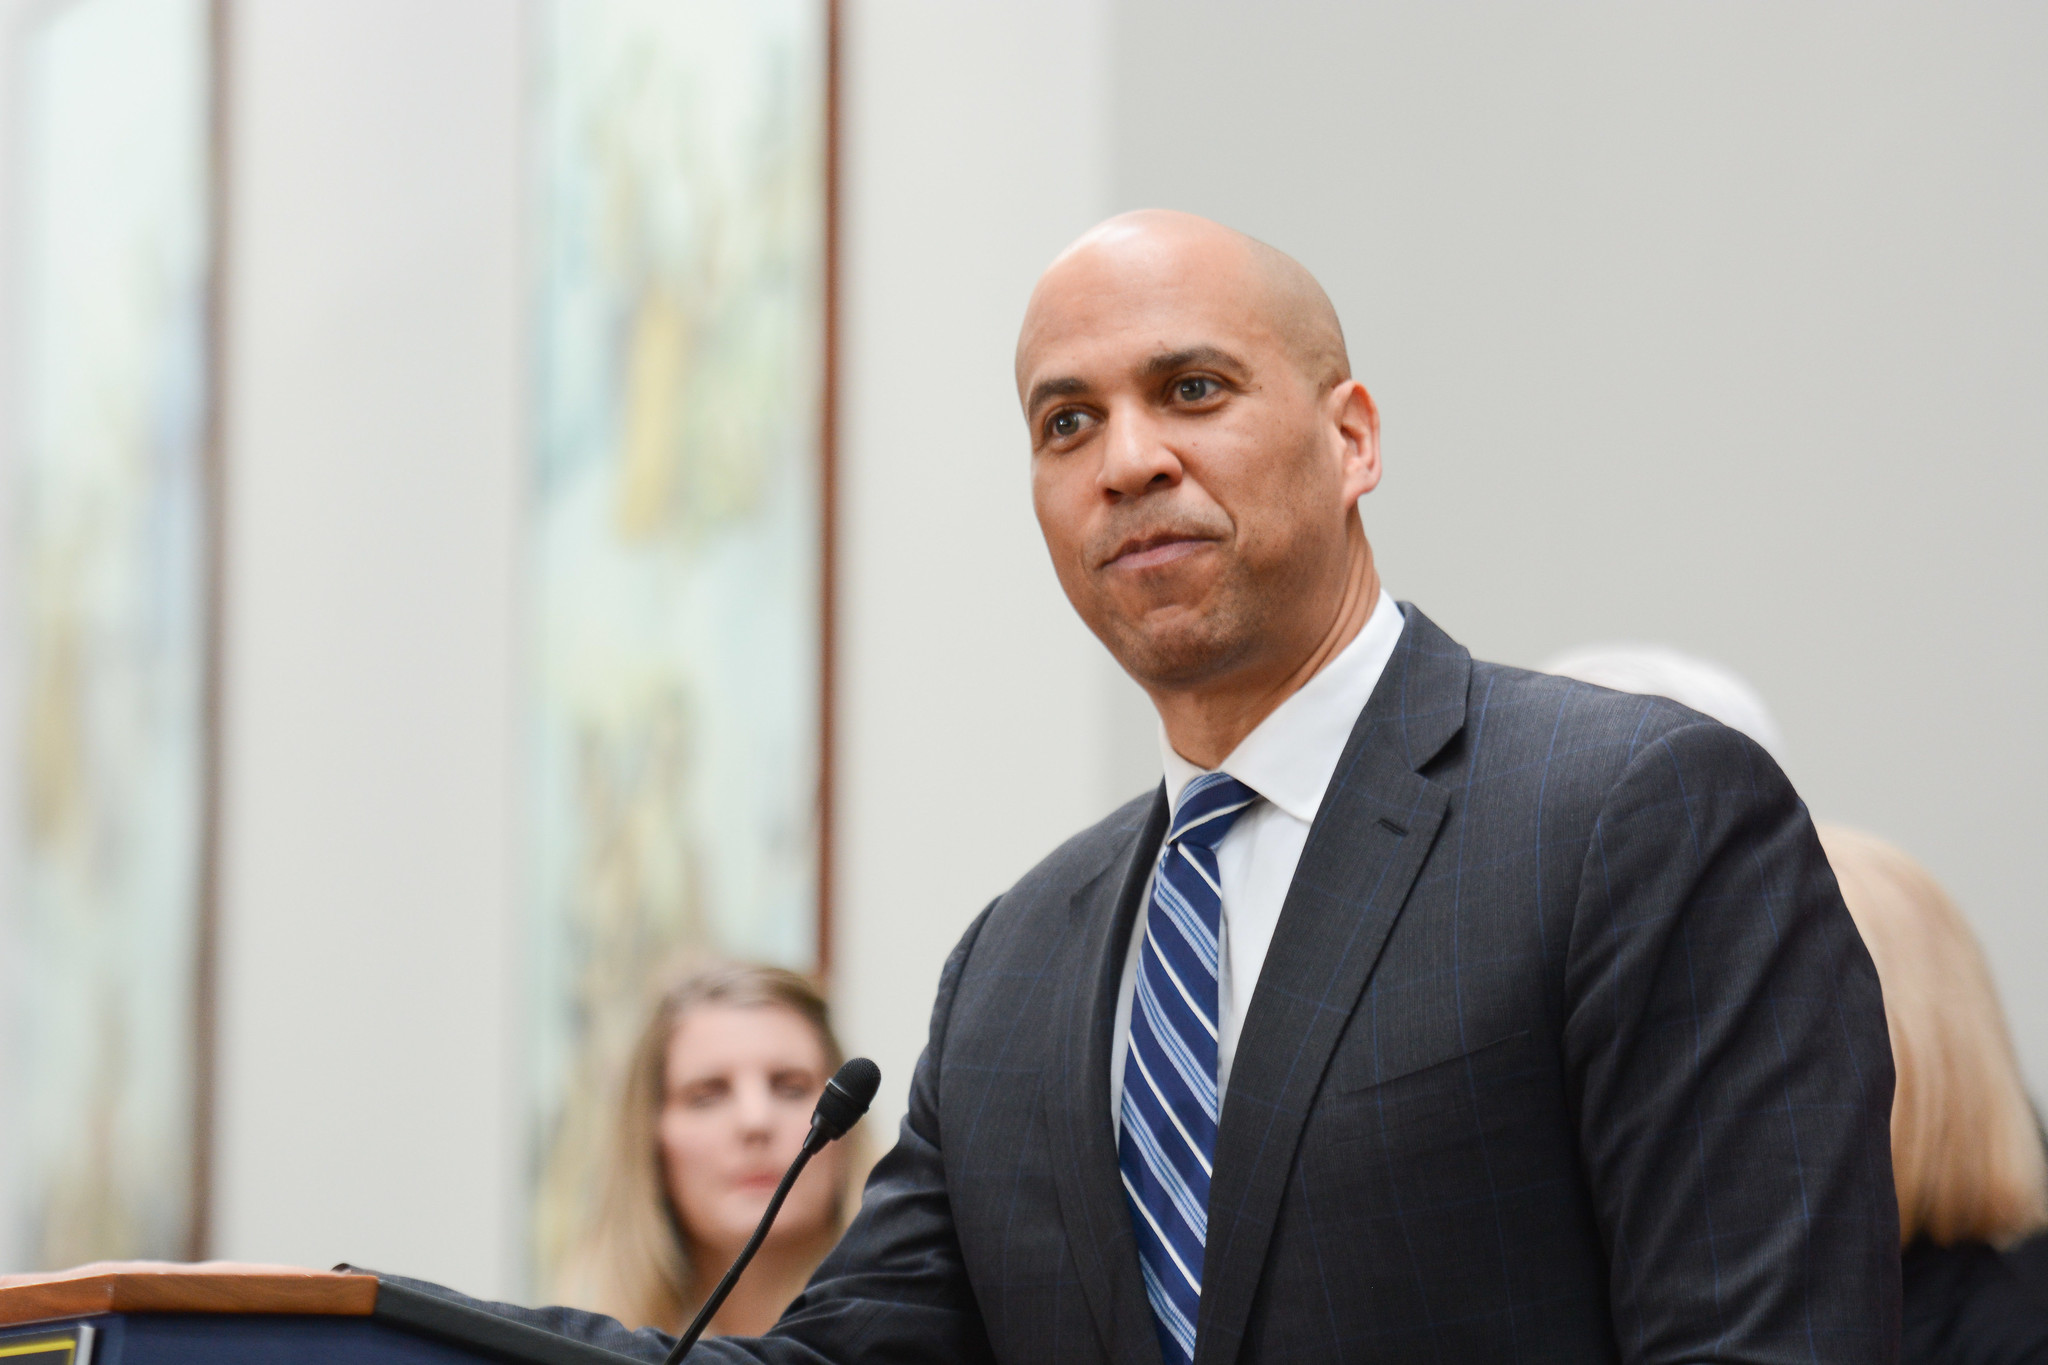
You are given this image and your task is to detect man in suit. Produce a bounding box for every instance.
[450,210,1902,1360]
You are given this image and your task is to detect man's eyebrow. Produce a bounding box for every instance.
[1024,345,1250,419]
[1024,374,1089,417]
[1141,345,1250,380]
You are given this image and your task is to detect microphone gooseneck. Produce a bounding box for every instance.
[662,1058,880,1364]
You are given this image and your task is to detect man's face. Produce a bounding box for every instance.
[1018,230,1378,691]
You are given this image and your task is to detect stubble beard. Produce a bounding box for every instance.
[1094,569,1262,693]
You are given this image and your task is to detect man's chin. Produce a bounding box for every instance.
[1103,616,1247,691]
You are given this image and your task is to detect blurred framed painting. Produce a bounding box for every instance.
[524,0,835,1293]
[3,0,220,1267]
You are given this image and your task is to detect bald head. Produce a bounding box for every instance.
[1017,210,1350,396]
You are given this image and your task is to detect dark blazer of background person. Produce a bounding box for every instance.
[401,211,1900,1362]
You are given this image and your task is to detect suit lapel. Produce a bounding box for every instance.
[1043,785,1171,1365]
[1193,607,1472,1365]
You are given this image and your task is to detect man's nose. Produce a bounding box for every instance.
[1097,405,1181,499]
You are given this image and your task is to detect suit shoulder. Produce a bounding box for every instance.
[991,786,1159,916]
[940,786,1159,1008]
[1462,659,1782,799]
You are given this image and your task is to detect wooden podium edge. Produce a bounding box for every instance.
[0,1269,379,1327]
[0,1270,651,1365]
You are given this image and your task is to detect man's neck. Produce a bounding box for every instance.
[1152,531,1380,772]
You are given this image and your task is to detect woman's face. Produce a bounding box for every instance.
[659,1002,848,1260]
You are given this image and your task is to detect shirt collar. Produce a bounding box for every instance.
[1159,589,1405,825]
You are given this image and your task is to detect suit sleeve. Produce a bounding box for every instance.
[359,902,1002,1365]
[1562,720,1900,1364]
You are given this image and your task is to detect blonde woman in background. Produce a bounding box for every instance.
[555,964,864,1339]
[1821,825,2048,1361]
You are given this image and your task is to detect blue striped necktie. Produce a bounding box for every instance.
[1119,770,1260,1365]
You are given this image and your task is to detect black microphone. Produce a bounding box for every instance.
[663,1058,881,1363]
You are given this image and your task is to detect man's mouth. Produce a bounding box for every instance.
[1105,532,1214,571]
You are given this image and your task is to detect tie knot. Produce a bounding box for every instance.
[1168,771,1260,851]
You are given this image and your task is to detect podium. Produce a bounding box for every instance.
[0,1266,648,1365]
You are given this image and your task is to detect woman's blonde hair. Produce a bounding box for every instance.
[1819,824,2048,1247]
[553,962,857,1330]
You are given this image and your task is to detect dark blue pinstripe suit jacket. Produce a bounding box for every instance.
[449,604,1901,1363]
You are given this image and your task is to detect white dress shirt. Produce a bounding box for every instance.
[1110,589,1405,1137]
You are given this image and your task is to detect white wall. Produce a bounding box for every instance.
[831,0,1130,1143]
[1110,3,2048,1092]
[211,0,522,1294]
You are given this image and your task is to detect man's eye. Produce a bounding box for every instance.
[1175,377,1217,402]
[1048,410,1086,439]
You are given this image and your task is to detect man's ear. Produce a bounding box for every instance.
[1331,379,1381,502]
